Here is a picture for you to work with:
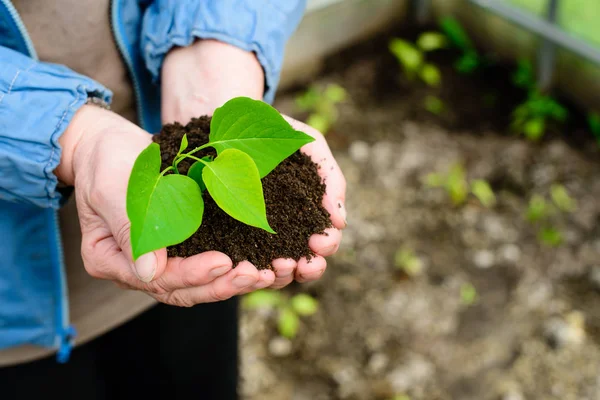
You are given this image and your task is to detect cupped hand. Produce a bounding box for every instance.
[161,39,347,292]
[55,105,275,307]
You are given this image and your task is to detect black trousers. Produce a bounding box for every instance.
[0,298,239,400]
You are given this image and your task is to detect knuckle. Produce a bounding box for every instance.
[164,291,194,307]
[207,284,230,303]
[146,278,169,295]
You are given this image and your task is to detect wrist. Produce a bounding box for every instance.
[161,39,265,123]
[55,105,119,186]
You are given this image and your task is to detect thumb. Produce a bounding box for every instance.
[111,218,168,284]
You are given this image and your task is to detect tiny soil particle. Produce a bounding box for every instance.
[152,116,332,270]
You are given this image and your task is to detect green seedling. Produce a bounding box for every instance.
[126,97,314,260]
[550,184,577,212]
[470,179,497,208]
[588,112,600,144]
[394,247,423,277]
[439,16,481,74]
[525,185,575,247]
[460,282,478,306]
[425,164,495,208]
[389,31,445,87]
[295,83,347,134]
[510,59,568,141]
[423,95,445,115]
[538,226,563,247]
[242,290,319,339]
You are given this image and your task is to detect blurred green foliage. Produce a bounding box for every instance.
[394,247,423,277]
[242,290,319,339]
[525,184,576,247]
[425,164,496,208]
[296,83,347,135]
[389,31,445,87]
[439,16,482,74]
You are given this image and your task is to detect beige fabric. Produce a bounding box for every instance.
[11,0,137,122]
[0,1,154,366]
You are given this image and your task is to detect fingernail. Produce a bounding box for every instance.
[233,275,256,288]
[134,252,157,283]
[210,265,231,278]
[338,201,347,227]
[300,269,325,281]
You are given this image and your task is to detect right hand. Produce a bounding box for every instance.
[55,105,276,306]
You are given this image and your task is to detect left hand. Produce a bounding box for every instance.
[161,40,346,291]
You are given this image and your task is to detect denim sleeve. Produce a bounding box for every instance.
[0,46,112,209]
[140,0,306,104]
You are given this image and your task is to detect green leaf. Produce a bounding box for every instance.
[526,194,548,222]
[417,32,447,52]
[187,157,212,192]
[324,84,347,103]
[127,143,204,259]
[389,38,423,76]
[471,179,496,208]
[178,134,188,155]
[290,294,319,316]
[203,148,275,233]
[588,112,600,140]
[550,184,577,212]
[419,63,442,87]
[394,247,423,277]
[423,95,444,115]
[460,282,478,306]
[242,290,283,310]
[278,307,300,339]
[523,117,545,141]
[538,227,563,247]
[446,164,469,206]
[209,97,315,178]
[307,113,330,134]
[439,16,473,51]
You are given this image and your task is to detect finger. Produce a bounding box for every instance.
[238,269,276,295]
[285,117,347,229]
[143,251,233,293]
[309,228,342,257]
[295,255,327,283]
[153,261,260,306]
[268,258,297,289]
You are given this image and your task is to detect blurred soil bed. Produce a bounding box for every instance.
[240,26,600,400]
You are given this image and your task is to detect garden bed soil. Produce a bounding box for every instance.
[239,26,600,400]
[152,116,331,270]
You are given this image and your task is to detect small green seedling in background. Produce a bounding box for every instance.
[439,16,481,74]
[394,247,423,277]
[425,164,496,208]
[538,226,563,247]
[470,179,497,208]
[525,184,576,247]
[242,290,319,339]
[423,95,445,115]
[587,112,600,145]
[389,31,446,87]
[295,83,347,134]
[126,97,314,260]
[510,59,568,141]
[391,395,411,400]
[460,282,478,306]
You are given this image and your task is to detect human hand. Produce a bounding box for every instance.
[55,105,273,307]
[161,40,346,291]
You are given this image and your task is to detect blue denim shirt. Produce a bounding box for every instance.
[0,0,305,362]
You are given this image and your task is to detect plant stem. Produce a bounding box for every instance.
[174,144,211,168]
[159,166,175,178]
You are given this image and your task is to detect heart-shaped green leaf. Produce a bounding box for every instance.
[203,148,275,233]
[209,97,315,178]
[127,143,204,260]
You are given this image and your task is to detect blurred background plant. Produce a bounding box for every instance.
[295,83,347,134]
